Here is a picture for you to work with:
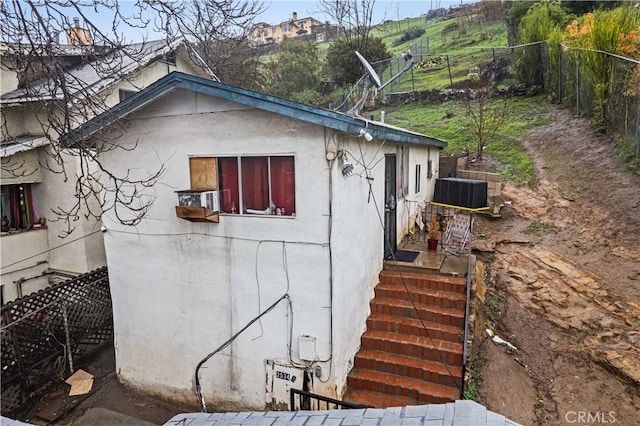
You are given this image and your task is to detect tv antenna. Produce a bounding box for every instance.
[344,50,414,116]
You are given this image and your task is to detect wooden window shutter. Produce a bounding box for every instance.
[190,157,217,191]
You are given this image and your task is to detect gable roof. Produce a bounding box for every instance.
[66,71,447,148]
[1,38,216,105]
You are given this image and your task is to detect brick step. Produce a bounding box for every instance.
[342,389,419,409]
[354,349,463,388]
[379,270,466,295]
[347,369,460,404]
[375,283,466,310]
[360,330,463,366]
[370,297,465,328]
[367,313,463,343]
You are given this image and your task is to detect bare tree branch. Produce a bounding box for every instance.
[1,0,263,236]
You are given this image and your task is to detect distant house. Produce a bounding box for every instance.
[68,71,446,410]
[250,12,336,45]
[0,31,214,303]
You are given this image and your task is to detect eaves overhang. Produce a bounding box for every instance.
[64,72,447,149]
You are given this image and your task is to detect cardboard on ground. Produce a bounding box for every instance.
[66,369,94,396]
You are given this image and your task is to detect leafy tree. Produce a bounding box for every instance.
[565,6,640,130]
[560,1,622,15]
[324,35,391,86]
[515,2,572,86]
[265,38,321,104]
[504,1,536,45]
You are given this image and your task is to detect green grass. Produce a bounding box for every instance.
[487,295,503,318]
[522,221,560,236]
[463,349,485,402]
[372,17,509,92]
[384,94,550,187]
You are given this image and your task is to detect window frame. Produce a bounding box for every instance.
[218,155,296,217]
[118,89,136,102]
[1,183,41,233]
[397,146,410,198]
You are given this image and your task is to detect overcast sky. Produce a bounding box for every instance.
[258,1,470,24]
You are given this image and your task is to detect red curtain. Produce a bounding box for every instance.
[218,157,239,213]
[242,157,269,211]
[270,156,295,216]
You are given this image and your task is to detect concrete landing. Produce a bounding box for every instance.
[385,239,470,277]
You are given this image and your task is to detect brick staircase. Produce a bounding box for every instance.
[343,269,467,408]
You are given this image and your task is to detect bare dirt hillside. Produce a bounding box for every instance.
[472,106,640,425]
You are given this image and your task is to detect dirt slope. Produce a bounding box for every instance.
[473,106,640,425]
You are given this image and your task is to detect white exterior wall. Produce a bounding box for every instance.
[1,61,19,95]
[88,87,441,409]
[395,144,440,241]
[0,229,49,301]
[97,91,333,410]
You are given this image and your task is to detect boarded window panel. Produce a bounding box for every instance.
[190,157,217,191]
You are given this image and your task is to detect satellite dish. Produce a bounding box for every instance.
[336,50,414,116]
[355,51,382,89]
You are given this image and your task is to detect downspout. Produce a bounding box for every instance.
[462,213,474,397]
[316,129,334,376]
[319,127,335,366]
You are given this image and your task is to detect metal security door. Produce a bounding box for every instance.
[384,154,397,259]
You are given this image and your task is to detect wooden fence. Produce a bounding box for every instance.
[1,267,112,417]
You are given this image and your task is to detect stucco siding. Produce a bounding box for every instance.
[98,96,335,409]
[0,229,49,300]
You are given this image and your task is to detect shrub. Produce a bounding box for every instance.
[392,26,426,46]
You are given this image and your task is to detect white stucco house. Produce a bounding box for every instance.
[0,37,214,303]
[68,72,446,411]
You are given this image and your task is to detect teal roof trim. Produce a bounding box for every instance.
[65,72,446,148]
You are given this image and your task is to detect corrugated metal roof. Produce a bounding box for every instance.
[0,135,49,157]
[164,401,521,425]
[66,71,447,148]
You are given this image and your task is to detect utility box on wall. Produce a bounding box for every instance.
[298,335,317,362]
[433,178,488,209]
[265,359,305,410]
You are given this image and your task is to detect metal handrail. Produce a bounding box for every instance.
[290,388,365,411]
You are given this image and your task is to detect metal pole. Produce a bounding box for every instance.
[411,67,416,97]
[462,213,473,370]
[446,55,453,89]
[576,59,580,115]
[61,303,75,374]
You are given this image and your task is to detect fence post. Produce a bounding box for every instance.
[2,310,29,391]
[61,303,75,374]
[576,59,580,116]
[446,55,453,89]
[558,44,563,104]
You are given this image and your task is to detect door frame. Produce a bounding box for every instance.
[384,154,397,259]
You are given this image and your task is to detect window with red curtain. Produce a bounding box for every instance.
[241,157,269,211]
[270,156,295,215]
[217,156,295,216]
[218,157,239,213]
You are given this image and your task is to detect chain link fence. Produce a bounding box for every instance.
[332,38,638,167]
[558,45,640,165]
[332,40,548,113]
